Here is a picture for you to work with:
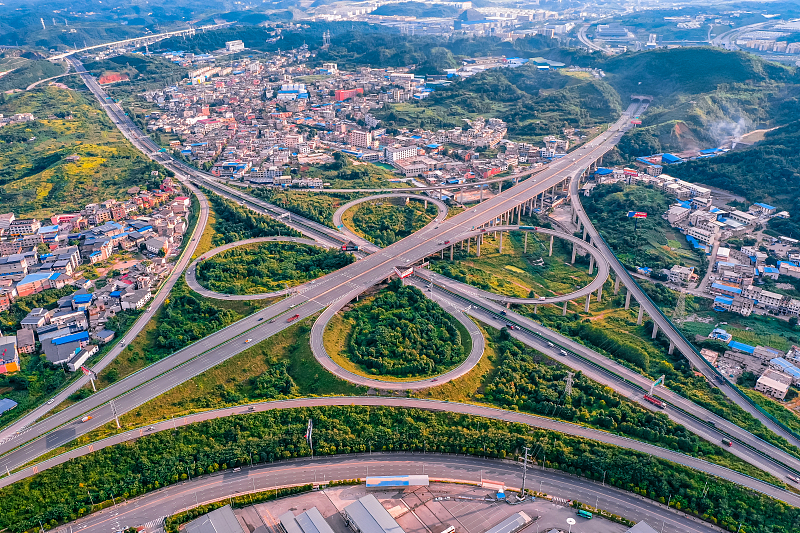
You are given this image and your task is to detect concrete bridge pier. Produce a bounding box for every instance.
[477,235,481,257]
[533,304,537,314]
[669,341,675,355]
[571,244,577,264]
[549,235,554,257]
[614,277,620,295]
[589,255,594,274]
[480,188,484,203]
[424,199,428,209]
[597,285,603,303]
[499,231,503,254]
[652,322,659,339]
[498,182,503,194]
[563,300,569,316]
[524,232,528,253]
[637,306,644,325]
[625,291,632,310]
[517,205,522,225]
[450,244,454,261]
[585,293,591,312]
[583,226,588,241]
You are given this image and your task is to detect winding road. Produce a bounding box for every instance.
[331,192,449,250]
[5,59,799,533]
[185,236,334,301]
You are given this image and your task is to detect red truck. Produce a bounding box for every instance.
[287,314,300,322]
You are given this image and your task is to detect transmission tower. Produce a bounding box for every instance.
[564,372,575,397]
[671,291,686,326]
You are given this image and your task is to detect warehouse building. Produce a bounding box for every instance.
[343,494,404,533]
[279,507,335,533]
[366,475,429,489]
[483,511,532,533]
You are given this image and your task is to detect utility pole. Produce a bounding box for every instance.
[305,418,313,458]
[564,372,575,397]
[521,446,530,495]
[110,399,121,429]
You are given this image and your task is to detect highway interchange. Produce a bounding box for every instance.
[3,54,800,530]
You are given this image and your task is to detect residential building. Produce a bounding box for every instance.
[668,265,695,285]
[755,368,793,400]
[384,145,418,163]
[16,328,35,354]
[121,289,152,310]
[349,130,372,149]
[8,218,40,236]
[0,336,19,374]
[225,40,245,53]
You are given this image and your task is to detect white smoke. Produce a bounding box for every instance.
[708,117,749,147]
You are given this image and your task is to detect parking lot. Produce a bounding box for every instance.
[242,482,628,533]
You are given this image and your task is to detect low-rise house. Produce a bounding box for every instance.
[0,336,19,374]
[16,328,35,354]
[755,368,793,400]
[21,308,50,330]
[121,289,152,310]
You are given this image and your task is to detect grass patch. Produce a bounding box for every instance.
[196,241,354,295]
[323,282,470,381]
[429,228,595,299]
[343,198,437,247]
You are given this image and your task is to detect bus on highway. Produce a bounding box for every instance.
[576,510,593,519]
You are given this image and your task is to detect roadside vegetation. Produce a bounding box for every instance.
[584,183,706,270]
[0,57,65,92]
[0,405,796,533]
[0,87,165,217]
[343,198,437,247]
[515,287,800,460]
[196,242,354,295]
[330,281,467,378]
[83,54,188,95]
[427,227,595,299]
[252,189,363,228]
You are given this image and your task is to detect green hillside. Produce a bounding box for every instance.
[0,58,65,92]
[0,87,163,217]
[669,120,800,237]
[607,48,800,158]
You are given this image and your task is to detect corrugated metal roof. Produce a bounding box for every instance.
[483,511,532,533]
[344,495,404,533]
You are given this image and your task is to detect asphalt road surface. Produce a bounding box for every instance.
[56,454,718,533]
[568,166,800,453]
[184,236,334,300]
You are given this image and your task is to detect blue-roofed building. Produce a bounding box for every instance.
[660,153,683,164]
[728,341,755,354]
[365,475,429,488]
[711,282,742,296]
[709,328,732,343]
[0,398,17,415]
[52,331,89,346]
[72,293,93,311]
[770,358,800,384]
[713,296,734,312]
[753,203,776,215]
[699,148,723,155]
[763,266,780,280]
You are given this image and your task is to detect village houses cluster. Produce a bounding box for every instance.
[143,49,580,195]
[0,176,191,376]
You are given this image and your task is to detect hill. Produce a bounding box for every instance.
[83,54,188,93]
[377,64,622,142]
[0,59,65,92]
[0,86,163,217]
[605,47,800,159]
[668,120,800,237]
[371,2,461,18]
